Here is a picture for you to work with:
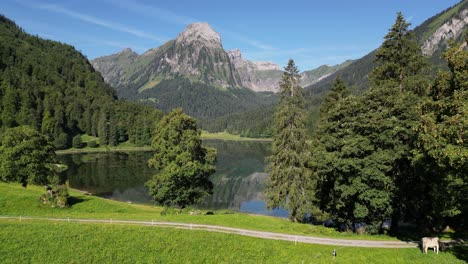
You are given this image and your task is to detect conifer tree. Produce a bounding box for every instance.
[320,76,350,118]
[370,12,427,93]
[264,59,314,222]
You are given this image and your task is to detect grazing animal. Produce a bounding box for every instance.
[422,237,439,254]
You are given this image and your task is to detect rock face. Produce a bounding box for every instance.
[92,22,352,94]
[227,49,283,92]
[175,22,222,49]
[422,9,468,56]
[92,48,138,89]
[92,22,241,94]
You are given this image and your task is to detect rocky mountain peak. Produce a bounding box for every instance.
[176,22,222,48]
[120,47,134,54]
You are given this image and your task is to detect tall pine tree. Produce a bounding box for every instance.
[370,12,427,94]
[264,59,314,222]
[319,76,350,119]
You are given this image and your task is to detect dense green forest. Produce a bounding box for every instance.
[0,15,162,148]
[137,77,277,122]
[267,12,467,235]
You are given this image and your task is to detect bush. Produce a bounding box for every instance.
[72,135,83,148]
[87,140,98,148]
[40,184,69,208]
[54,133,70,150]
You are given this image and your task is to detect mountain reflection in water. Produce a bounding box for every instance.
[57,140,287,217]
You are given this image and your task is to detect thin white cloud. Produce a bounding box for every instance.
[101,0,276,51]
[217,28,276,51]
[16,0,165,42]
[86,38,149,53]
[104,0,196,26]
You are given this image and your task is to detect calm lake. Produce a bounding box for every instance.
[57,140,288,217]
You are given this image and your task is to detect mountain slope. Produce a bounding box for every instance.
[306,0,468,94]
[0,15,162,148]
[92,23,276,121]
[92,22,351,123]
[210,1,468,137]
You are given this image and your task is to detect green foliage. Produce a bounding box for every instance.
[72,135,83,148]
[370,12,428,93]
[264,59,315,222]
[314,88,421,231]
[87,140,98,148]
[136,77,276,121]
[319,76,350,118]
[0,15,162,147]
[0,126,57,187]
[414,42,468,229]
[146,109,216,208]
[54,133,70,150]
[313,13,433,233]
[40,184,70,208]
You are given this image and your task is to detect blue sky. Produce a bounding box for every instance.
[0,0,461,70]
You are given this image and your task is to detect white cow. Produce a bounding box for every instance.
[422,237,439,254]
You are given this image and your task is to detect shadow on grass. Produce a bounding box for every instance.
[446,245,468,262]
[68,196,86,207]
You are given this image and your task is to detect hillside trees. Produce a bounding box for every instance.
[264,59,315,222]
[0,15,162,148]
[146,108,216,208]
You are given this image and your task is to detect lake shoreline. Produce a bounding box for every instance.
[56,136,272,155]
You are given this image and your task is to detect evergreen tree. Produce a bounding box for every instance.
[319,76,350,118]
[146,109,216,208]
[370,12,428,93]
[264,59,314,222]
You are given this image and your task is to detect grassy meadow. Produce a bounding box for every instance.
[1,220,464,264]
[0,182,466,263]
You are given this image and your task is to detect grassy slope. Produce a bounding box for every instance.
[1,183,393,240]
[201,131,272,141]
[1,183,466,263]
[1,220,464,264]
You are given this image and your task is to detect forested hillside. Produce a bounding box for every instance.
[212,1,467,137]
[0,15,162,148]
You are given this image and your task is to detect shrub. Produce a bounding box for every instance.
[87,140,98,148]
[72,135,83,148]
[40,184,69,208]
[54,133,70,150]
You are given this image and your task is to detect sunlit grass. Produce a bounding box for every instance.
[201,131,272,141]
[0,220,464,264]
[1,182,394,240]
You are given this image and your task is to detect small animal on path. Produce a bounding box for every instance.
[422,237,439,254]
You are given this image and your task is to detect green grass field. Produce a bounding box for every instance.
[0,182,466,263]
[1,220,464,264]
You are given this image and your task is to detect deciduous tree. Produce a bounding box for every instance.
[146,109,216,208]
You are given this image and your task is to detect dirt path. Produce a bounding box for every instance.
[0,216,419,248]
